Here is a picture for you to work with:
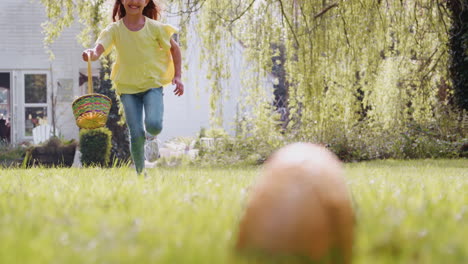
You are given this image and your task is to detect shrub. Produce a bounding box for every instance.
[0,143,27,168]
[79,127,112,167]
[188,106,465,166]
[194,122,464,166]
[25,137,77,168]
[194,127,285,166]
[0,144,25,160]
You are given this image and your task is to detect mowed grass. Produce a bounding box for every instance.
[0,159,466,264]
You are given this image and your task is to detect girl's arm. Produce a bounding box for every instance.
[82,44,105,62]
[170,38,184,96]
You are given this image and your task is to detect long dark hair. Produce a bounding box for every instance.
[112,0,161,22]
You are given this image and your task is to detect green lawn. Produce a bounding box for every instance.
[0,159,466,264]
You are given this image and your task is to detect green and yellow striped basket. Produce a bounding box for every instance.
[72,58,112,129]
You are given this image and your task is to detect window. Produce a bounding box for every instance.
[24,73,48,137]
[25,74,47,103]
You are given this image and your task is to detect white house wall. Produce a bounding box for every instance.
[161,17,246,142]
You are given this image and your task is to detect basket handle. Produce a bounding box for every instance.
[87,51,93,94]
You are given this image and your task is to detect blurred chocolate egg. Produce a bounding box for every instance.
[236,143,354,263]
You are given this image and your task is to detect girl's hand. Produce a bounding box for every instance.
[82,45,104,62]
[173,76,184,96]
[82,49,96,62]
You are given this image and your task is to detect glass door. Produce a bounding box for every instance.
[23,72,49,138]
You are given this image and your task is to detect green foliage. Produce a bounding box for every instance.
[79,127,112,167]
[195,125,285,166]
[195,105,465,165]
[39,0,466,162]
[0,144,25,160]
[157,154,193,168]
[182,0,462,152]
[0,144,26,168]
[166,0,465,164]
[203,127,229,139]
[326,124,462,162]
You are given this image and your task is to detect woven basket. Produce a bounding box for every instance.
[72,56,112,129]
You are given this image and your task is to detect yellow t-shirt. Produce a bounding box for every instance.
[96,18,178,94]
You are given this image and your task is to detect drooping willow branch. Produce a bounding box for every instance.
[314,2,338,19]
[167,0,206,16]
[228,0,257,26]
[276,1,339,47]
[277,0,300,46]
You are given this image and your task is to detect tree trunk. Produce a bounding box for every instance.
[448,0,468,110]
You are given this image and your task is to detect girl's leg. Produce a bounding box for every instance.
[120,93,145,174]
[143,87,164,136]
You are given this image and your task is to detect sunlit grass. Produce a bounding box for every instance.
[0,159,466,263]
[348,160,467,264]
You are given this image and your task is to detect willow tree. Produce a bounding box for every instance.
[41,0,462,152]
[175,0,455,143]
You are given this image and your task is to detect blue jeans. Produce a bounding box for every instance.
[120,88,164,174]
